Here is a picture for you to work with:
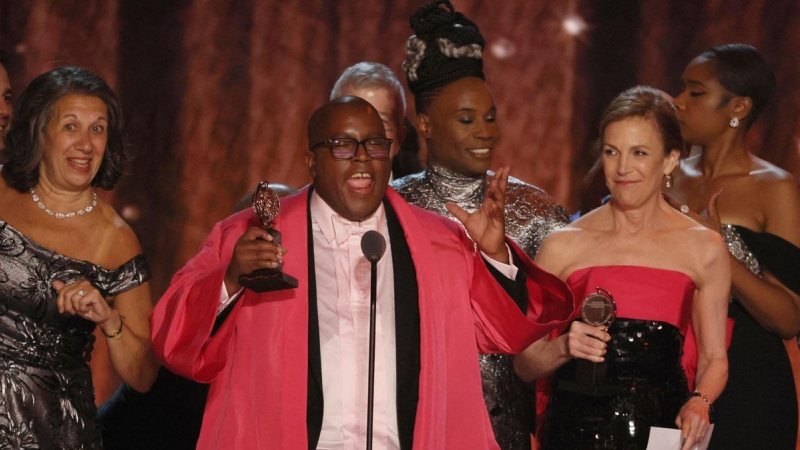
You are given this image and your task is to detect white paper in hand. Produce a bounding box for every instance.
[646,425,713,450]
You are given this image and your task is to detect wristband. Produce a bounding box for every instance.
[687,390,714,422]
[102,316,124,340]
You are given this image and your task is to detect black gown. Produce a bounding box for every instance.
[0,219,151,449]
[709,224,800,450]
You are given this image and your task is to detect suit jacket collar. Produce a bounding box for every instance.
[302,187,421,450]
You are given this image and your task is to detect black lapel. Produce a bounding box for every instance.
[385,200,420,450]
[306,188,324,449]
[306,196,420,449]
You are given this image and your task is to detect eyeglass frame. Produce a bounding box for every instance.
[310,137,393,160]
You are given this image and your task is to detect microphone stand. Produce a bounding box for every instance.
[361,230,385,450]
[366,254,378,450]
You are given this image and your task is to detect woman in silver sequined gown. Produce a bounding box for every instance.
[671,44,800,449]
[0,66,158,449]
[393,3,569,448]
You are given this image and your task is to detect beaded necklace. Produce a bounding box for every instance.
[30,188,97,219]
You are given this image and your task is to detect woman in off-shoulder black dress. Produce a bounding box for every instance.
[672,44,800,449]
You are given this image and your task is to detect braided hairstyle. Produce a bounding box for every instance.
[402,0,485,113]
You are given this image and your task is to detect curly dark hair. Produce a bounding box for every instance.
[595,85,687,158]
[0,66,128,192]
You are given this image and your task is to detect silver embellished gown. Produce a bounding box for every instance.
[0,219,151,450]
[392,164,570,450]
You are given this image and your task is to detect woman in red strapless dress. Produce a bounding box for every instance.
[515,86,731,450]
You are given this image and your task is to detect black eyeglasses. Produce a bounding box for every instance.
[311,137,393,160]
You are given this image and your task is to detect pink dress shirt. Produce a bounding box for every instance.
[310,192,399,450]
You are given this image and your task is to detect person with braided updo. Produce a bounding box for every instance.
[391,2,569,449]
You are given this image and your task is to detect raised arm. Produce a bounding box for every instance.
[103,282,159,392]
[55,228,159,393]
[731,178,800,337]
[671,179,800,338]
[150,219,244,381]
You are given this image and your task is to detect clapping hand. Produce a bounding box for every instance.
[446,166,510,264]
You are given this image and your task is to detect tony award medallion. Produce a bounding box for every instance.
[238,182,299,292]
[581,288,616,328]
[574,287,617,395]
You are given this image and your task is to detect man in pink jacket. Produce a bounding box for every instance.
[150,96,577,449]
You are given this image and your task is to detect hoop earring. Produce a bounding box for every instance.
[730,117,740,128]
[665,174,673,189]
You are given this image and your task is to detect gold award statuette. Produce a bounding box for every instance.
[238,182,299,292]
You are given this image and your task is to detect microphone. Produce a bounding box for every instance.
[360,229,386,450]
[361,230,386,263]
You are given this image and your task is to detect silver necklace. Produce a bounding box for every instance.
[30,188,97,219]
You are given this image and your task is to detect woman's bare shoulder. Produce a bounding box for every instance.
[681,223,728,267]
[94,200,143,267]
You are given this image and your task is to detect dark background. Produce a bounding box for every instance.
[2,1,799,399]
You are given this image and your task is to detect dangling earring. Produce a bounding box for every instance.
[730,117,740,128]
[665,173,673,189]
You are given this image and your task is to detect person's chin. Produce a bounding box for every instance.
[344,204,381,222]
[464,164,491,177]
[342,192,384,220]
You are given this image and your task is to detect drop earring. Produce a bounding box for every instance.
[665,174,673,189]
[730,117,740,128]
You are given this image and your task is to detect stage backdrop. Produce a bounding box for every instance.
[2,0,800,401]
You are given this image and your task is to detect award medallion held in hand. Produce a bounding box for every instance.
[238,182,299,292]
[571,287,617,395]
[581,287,616,327]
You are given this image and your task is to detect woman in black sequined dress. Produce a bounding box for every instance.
[0,67,158,449]
[671,44,800,450]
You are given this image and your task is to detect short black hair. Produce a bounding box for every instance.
[699,44,775,129]
[1,66,129,192]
